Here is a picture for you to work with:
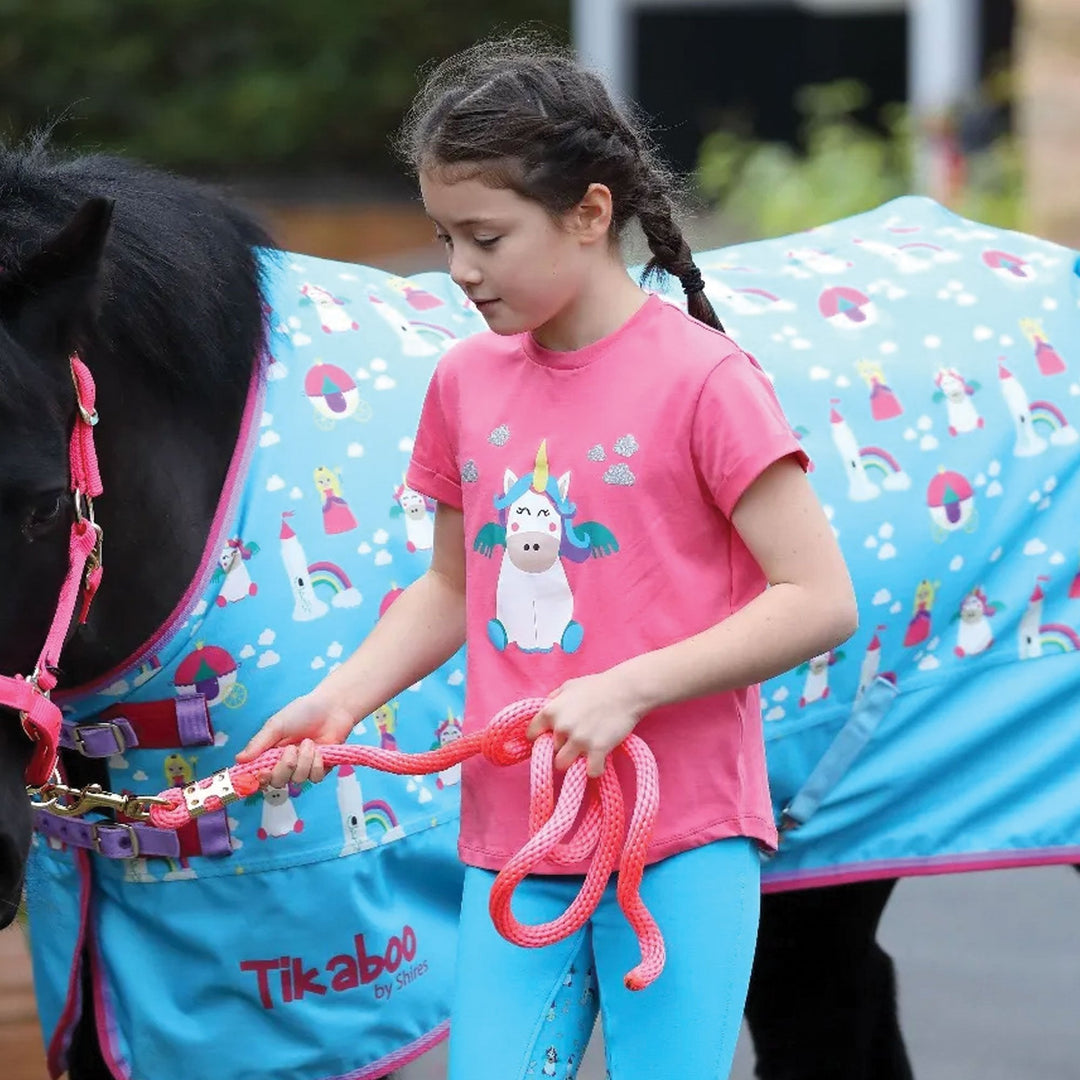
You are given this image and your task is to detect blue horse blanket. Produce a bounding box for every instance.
[24,196,1080,1080]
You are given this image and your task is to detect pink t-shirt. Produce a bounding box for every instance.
[406,294,807,872]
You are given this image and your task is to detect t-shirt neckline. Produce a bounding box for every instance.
[519,292,663,371]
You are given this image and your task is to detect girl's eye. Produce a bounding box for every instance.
[475,237,501,249]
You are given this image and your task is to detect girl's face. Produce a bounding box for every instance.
[419,167,596,339]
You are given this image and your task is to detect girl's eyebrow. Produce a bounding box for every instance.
[430,215,503,230]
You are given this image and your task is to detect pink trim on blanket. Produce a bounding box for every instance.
[45,848,92,1079]
[55,363,267,704]
[333,1021,450,1080]
[89,930,130,1080]
[762,846,1080,892]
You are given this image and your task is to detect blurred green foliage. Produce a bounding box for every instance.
[0,0,568,177]
[697,79,1022,239]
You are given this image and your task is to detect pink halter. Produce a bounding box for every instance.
[0,355,104,786]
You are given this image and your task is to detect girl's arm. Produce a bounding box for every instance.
[237,502,466,783]
[305,501,467,720]
[530,456,858,774]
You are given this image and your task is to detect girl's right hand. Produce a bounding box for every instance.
[235,693,357,787]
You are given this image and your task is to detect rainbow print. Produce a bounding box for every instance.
[899,241,945,254]
[1038,624,1080,654]
[363,799,406,844]
[859,446,910,490]
[308,561,362,608]
[408,320,458,344]
[1029,400,1079,446]
[735,286,781,303]
[133,655,162,685]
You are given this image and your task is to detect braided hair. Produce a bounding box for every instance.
[397,33,722,332]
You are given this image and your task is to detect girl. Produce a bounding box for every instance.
[238,35,857,1079]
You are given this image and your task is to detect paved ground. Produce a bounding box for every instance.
[5,864,1078,1079]
[398,865,1080,1080]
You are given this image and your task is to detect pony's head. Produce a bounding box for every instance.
[0,198,113,676]
[0,198,113,921]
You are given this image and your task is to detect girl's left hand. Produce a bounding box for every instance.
[525,672,645,778]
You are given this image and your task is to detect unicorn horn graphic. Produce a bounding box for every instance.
[532,440,550,492]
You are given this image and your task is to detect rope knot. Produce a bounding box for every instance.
[480,697,546,767]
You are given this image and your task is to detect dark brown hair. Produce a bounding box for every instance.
[397,34,722,331]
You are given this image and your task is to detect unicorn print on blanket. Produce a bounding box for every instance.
[391,481,435,552]
[299,282,360,333]
[433,711,463,790]
[256,784,304,840]
[798,649,844,707]
[213,539,260,606]
[473,441,618,654]
[953,587,1003,657]
[933,367,984,436]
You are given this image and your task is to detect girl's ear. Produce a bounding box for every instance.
[570,183,614,243]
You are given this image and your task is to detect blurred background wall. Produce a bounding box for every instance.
[8,0,1080,268]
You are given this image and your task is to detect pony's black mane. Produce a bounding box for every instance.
[0,136,275,409]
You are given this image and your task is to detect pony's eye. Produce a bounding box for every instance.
[23,491,66,539]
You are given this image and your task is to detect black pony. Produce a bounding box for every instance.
[0,138,268,1078]
[0,140,911,1080]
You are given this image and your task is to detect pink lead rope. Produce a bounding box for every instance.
[149,698,666,990]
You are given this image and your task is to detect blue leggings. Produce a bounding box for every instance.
[448,838,760,1079]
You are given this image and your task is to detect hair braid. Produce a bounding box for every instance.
[637,183,722,331]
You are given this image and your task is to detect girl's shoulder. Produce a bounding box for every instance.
[434,329,522,380]
[646,296,753,378]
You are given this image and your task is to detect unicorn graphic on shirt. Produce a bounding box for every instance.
[473,441,618,654]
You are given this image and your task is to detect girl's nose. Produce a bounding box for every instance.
[449,252,482,289]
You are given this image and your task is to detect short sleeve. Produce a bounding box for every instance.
[406,363,462,510]
[691,350,809,519]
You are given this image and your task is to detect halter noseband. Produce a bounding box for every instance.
[0,354,103,787]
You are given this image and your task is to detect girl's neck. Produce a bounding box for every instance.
[530,264,648,353]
